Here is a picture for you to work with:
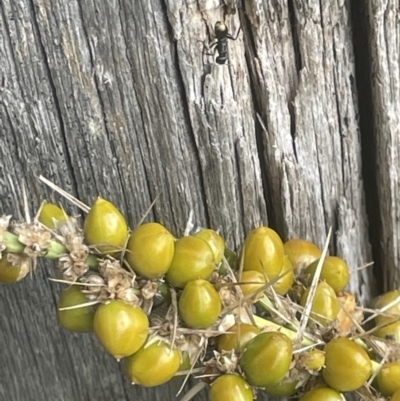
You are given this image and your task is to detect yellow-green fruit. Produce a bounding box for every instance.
[322,337,372,392]
[166,236,215,288]
[263,378,298,397]
[284,238,321,273]
[171,351,192,384]
[0,255,28,284]
[391,389,400,401]
[305,256,349,293]
[272,255,294,295]
[217,323,260,353]
[125,222,174,278]
[178,279,221,329]
[377,362,400,396]
[178,351,191,371]
[242,227,284,281]
[209,374,253,401]
[84,197,128,254]
[300,388,343,401]
[194,229,225,265]
[38,202,67,229]
[373,290,400,339]
[58,286,95,333]
[290,282,306,303]
[158,282,171,304]
[125,339,181,387]
[93,300,148,360]
[299,349,325,371]
[237,270,266,303]
[224,248,237,271]
[240,332,292,387]
[300,281,339,326]
[376,321,400,342]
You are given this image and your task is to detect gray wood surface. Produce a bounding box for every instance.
[368,0,400,292]
[0,0,395,400]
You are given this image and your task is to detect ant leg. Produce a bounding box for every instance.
[203,40,218,57]
[226,26,241,41]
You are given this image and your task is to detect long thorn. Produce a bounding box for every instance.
[295,227,332,345]
[58,301,100,311]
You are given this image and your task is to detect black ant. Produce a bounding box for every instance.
[206,21,241,65]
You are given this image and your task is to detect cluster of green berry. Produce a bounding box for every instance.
[0,197,400,401]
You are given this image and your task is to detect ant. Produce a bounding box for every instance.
[206,21,241,65]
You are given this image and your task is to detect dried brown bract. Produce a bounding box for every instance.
[57,217,89,281]
[11,221,51,258]
[98,259,139,306]
[0,215,12,257]
[6,253,30,281]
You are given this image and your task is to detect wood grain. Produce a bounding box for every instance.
[368,0,400,291]
[0,0,394,400]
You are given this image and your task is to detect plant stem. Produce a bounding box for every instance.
[3,231,99,269]
[3,231,25,253]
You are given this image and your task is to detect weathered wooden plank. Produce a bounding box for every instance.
[243,0,373,304]
[368,0,400,291]
[0,0,266,399]
[165,0,268,242]
[0,0,383,400]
